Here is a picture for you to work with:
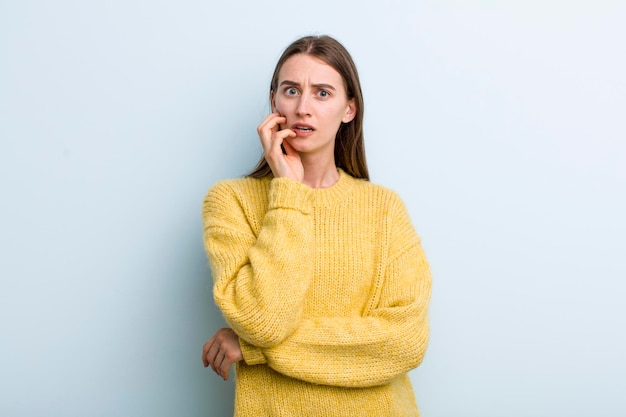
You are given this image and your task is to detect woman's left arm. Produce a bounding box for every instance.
[239,199,432,388]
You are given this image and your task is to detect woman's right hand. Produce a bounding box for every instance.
[257,112,303,182]
[202,328,243,381]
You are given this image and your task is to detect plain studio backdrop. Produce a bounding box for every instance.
[1,1,624,416]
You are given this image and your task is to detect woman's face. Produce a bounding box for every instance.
[272,54,356,157]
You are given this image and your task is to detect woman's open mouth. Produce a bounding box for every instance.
[293,124,315,136]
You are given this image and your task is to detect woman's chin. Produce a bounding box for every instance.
[285,138,333,156]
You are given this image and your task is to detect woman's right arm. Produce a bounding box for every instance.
[202,177,315,348]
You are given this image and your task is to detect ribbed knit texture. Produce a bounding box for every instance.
[202,169,431,417]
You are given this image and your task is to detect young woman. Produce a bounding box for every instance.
[201,35,431,417]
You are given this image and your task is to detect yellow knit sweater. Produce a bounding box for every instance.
[202,169,431,417]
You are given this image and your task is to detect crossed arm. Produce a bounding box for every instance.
[201,180,431,386]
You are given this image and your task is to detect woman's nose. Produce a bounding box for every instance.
[295,96,311,116]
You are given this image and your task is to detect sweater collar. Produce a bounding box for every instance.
[309,168,357,208]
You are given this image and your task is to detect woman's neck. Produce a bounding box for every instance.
[299,154,340,189]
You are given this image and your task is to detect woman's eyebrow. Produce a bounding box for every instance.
[313,83,336,91]
[279,80,337,91]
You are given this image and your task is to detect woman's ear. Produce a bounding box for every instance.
[342,98,357,123]
[270,91,277,113]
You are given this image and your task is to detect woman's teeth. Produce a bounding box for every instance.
[296,127,312,131]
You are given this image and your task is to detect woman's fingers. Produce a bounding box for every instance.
[256,112,303,181]
[257,113,294,153]
[201,328,243,381]
[219,355,231,381]
[213,351,226,379]
[201,335,216,367]
[281,137,297,156]
[257,113,285,150]
[208,339,224,374]
[265,130,299,178]
[268,129,296,158]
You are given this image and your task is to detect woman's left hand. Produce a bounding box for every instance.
[202,328,243,380]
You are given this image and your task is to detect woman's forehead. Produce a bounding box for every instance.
[278,54,343,85]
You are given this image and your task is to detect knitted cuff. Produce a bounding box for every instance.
[268,178,313,214]
[240,338,267,365]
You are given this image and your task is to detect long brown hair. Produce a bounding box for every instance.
[247,35,369,180]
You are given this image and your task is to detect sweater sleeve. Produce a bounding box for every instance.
[202,178,315,348]
[243,196,432,388]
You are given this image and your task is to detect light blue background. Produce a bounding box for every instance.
[1,1,624,416]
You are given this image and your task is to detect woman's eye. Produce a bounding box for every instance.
[318,90,329,98]
[286,87,298,95]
